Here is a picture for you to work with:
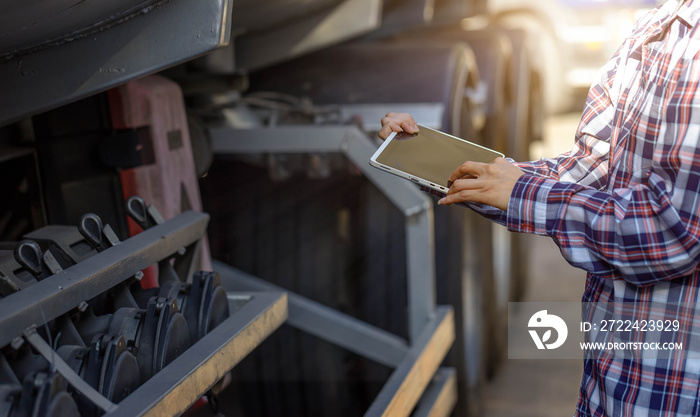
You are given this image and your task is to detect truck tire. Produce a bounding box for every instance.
[414,26,512,379]
[411,25,539,379]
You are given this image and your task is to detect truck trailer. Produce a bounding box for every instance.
[0,0,549,415]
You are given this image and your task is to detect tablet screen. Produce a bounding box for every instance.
[373,126,503,188]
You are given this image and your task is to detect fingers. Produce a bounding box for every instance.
[378,121,403,140]
[378,112,419,140]
[438,158,524,210]
[439,178,488,206]
[447,161,488,185]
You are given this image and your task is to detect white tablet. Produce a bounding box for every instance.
[369,124,504,194]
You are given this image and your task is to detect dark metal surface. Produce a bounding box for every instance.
[0,211,209,349]
[24,329,118,414]
[233,0,381,71]
[0,0,159,57]
[215,260,409,368]
[104,292,287,417]
[231,0,343,34]
[24,225,96,265]
[0,0,233,126]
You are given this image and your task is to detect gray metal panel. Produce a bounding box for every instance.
[432,0,478,24]
[214,260,409,368]
[0,0,233,126]
[379,0,435,34]
[104,292,288,417]
[0,211,209,348]
[0,0,160,57]
[231,0,343,34]
[234,0,382,71]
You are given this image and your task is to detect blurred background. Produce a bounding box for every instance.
[0,0,670,416]
[489,0,662,114]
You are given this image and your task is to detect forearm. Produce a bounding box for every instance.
[507,174,700,285]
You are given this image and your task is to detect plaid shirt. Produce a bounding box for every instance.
[465,0,700,415]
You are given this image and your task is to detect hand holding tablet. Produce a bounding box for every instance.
[373,115,524,210]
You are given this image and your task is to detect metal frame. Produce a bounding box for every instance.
[215,261,408,368]
[0,0,233,126]
[104,292,287,417]
[337,103,445,132]
[0,211,209,348]
[210,123,456,416]
[209,124,436,340]
[4,212,288,416]
[26,292,287,417]
[25,329,119,413]
[365,307,454,416]
[413,368,458,417]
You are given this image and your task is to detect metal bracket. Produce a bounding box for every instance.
[215,261,408,368]
[210,124,452,415]
[209,124,436,340]
[337,103,445,132]
[0,211,210,349]
[24,328,118,414]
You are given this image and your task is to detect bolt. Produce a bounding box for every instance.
[10,337,23,350]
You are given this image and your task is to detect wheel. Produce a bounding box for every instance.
[432,26,513,380]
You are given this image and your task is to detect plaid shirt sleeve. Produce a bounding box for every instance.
[427,41,620,226]
[503,2,700,287]
[422,3,700,415]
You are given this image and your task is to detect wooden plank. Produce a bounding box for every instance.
[412,368,458,417]
[365,306,455,417]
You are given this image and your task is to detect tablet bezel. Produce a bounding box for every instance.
[369,124,504,194]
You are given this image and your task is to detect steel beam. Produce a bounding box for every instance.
[0,211,210,349]
[214,260,408,368]
[104,292,287,417]
[337,103,444,132]
[209,124,436,340]
[364,306,455,417]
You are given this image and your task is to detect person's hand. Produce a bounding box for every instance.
[378,112,419,140]
[438,157,525,211]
